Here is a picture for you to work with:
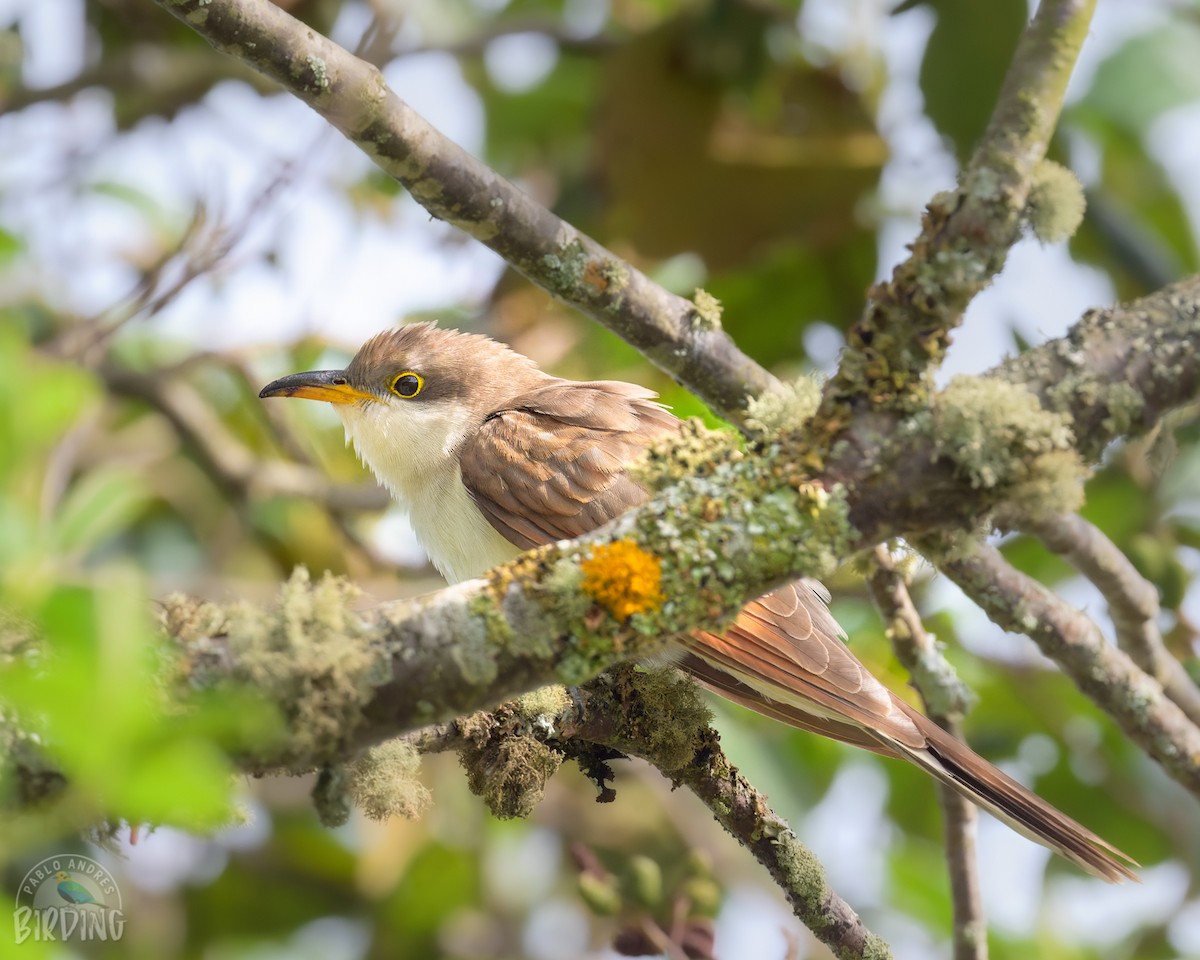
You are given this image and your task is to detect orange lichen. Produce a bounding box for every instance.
[580,541,666,620]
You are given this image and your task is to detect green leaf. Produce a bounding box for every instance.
[916,0,1028,159]
[1085,22,1200,135]
[51,467,153,558]
[0,224,24,265]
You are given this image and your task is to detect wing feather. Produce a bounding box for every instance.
[458,380,678,548]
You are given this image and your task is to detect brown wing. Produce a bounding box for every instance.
[457,379,681,548]
[682,582,929,750]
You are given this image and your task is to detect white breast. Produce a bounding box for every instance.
[406,465,523,583]
[335,399,522,584]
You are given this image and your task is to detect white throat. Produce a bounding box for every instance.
[335,400,521,584]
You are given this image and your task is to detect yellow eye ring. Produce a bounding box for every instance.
[390,371,424,398]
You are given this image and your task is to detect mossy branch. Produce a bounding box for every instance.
[817,0,1096,424]
[1023,513,1200,728]
[409,666,893,960]
[936,542,1200,801]
[146,275,1200,781]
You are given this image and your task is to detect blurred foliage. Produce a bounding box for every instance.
[0,0,1199,958]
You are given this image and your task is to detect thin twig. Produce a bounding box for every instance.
[1023,513,1200,727]
[96,362,390,571]
[868,545,986,960]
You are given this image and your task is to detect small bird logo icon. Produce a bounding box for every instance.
[53,871,100,907]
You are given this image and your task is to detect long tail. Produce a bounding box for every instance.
[889,702,1138,881]
[676,580,1139,883]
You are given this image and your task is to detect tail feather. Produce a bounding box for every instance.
[892,707,1139,882]
[684,649,1139,882]
[677,581,1139,882]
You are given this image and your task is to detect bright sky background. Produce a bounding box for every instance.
[2,0,1199,956]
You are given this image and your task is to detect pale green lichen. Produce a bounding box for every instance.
[1026,159,1086,244]
[924,376,1078,490]
[164,568,380,767]
[346,738,432,821]
[539,239,588,293]
[515,685,572,729]
[303,54,329,91]
[743,377,821,435]
[691,288,723,329]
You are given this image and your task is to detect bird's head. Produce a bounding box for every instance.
[259,322,547,497]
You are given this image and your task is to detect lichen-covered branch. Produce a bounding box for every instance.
[1023,513,1200,728]
[991,273,1200,461]
[148,0,778,427]
[153,270,1200,774]
[408,667,892,960]
[166,447,855,768]
[818,0,1095,424]
[867,547,985,960]
[937,542,1200,800]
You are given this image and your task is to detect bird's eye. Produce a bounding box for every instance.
[390,371,424,398]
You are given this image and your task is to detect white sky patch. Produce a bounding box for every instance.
[1048,861,1190,945]
[485,32,560,94]
[713,885,794,960]
[522,898,590,960]
[802,761,890,904]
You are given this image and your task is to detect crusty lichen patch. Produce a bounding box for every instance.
[691,288,723,329]
[163,567,381,769]
[581,541,666,621]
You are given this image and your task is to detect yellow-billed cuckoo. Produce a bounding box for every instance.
[260,322,1136,881]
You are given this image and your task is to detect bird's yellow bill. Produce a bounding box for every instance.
[258,371,372,404]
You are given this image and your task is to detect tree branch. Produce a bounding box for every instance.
[148,0,779,428]
[868,547,986,960]
[148,270,1200,777]
[819,0,1096,419]
[991,274,1200,461]
[937,542,1200,801]
[1022,513,1200,727]
[409,667,893,960]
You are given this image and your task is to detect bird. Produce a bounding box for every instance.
[54,871,100,906]
[260,322,1137,882]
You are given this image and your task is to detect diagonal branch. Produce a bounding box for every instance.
[937,542,1200,800]
[819,0,1096,420]
[147,0,779,428]
[868,546,986,960]
[409,668,893,960]
[1023,513,1200,727]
